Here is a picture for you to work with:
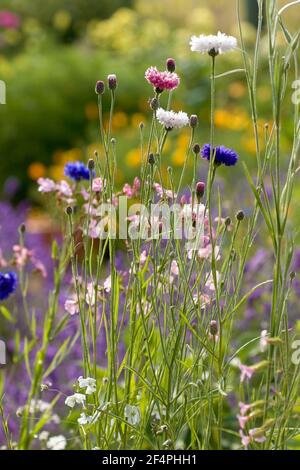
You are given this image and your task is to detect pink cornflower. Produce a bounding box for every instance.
[145,66,180,91]
[57,180,73,198]
[239,363,256,382]
[123,177,140,198]
[92,177,104,193]
[0,11,20,29]
[37,178,56,193]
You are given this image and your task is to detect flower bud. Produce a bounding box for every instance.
[66,206,73,216]
[19,223,26,234]
[107,74,117,90]
[236,210,245,221]
[148,153,155,165]
[225,216,232,227]
[189,114,198,129]
[95,80,105,95]
[209,320,218,336]
[149,97,159,111]
[196,181,205,200]
[166,58,176,72]
[88,158,95,171]
[193,143,201,155]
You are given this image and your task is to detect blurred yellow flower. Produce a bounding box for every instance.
[131,113,146,128]
[112,111,129,129]
[53,10,72,31]
[27,162,46,180]
[126,148,141,167]
[215,109,250,131]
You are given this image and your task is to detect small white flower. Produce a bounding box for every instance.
[190,31,237,55]
[124,405,141,426]
[78,376,97,395]
[39,431,49,441]
[156,108,189,130]
[65,393,86,408]
[47,435,67,450]
[78,412,92,426]
[260,330,268,352]
[103,275,111,293]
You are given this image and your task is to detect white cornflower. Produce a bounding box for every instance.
[156,108,189,130]
[46,435,67,450]
[124,405,141,426]
[78,376,97,395]
[65,393,86,408]
[190,31,237,55]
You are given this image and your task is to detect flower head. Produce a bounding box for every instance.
[201,144,238,166]
[239,363,255,382]
[0,272,17,300]
[78,376,97,395]
[145,66,180,92]
[37,177,56,193]
[190,31,237,56]
[156,108,189,130]
[46,435,67,450]
[64,162,91,182]
[65,393,86,408]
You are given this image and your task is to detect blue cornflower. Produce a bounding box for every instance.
[0,272,18,301]
[64,162,91,182]
[201,144,238,166]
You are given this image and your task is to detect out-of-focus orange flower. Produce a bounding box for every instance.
[85,102,98,121]
[49,165,65,181]
[27,162,46,180]
[228,81,247,99]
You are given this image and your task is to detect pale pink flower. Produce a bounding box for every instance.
[153,182,176,200]
[260,329,268,352]
[31,258,47,278]
[37,178,56,193]
[145,66,180,91]
[238,402,252,416]
[239,430,251,448]
[92,177,104,193]
[57,180,72,197]
[239,364,255,383]
[0,249,8,268]
[139,250,148,266]
[123,183,134,198]
[86,282,96,306]
[249,428,267,444]
[237,414,249,430]
[103,275,111,293]
[64,296,79,316]
[13,245,32,268]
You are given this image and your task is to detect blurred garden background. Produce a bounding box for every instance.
[0,0,299,227]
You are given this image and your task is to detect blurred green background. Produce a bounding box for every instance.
[0,0,299,208]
